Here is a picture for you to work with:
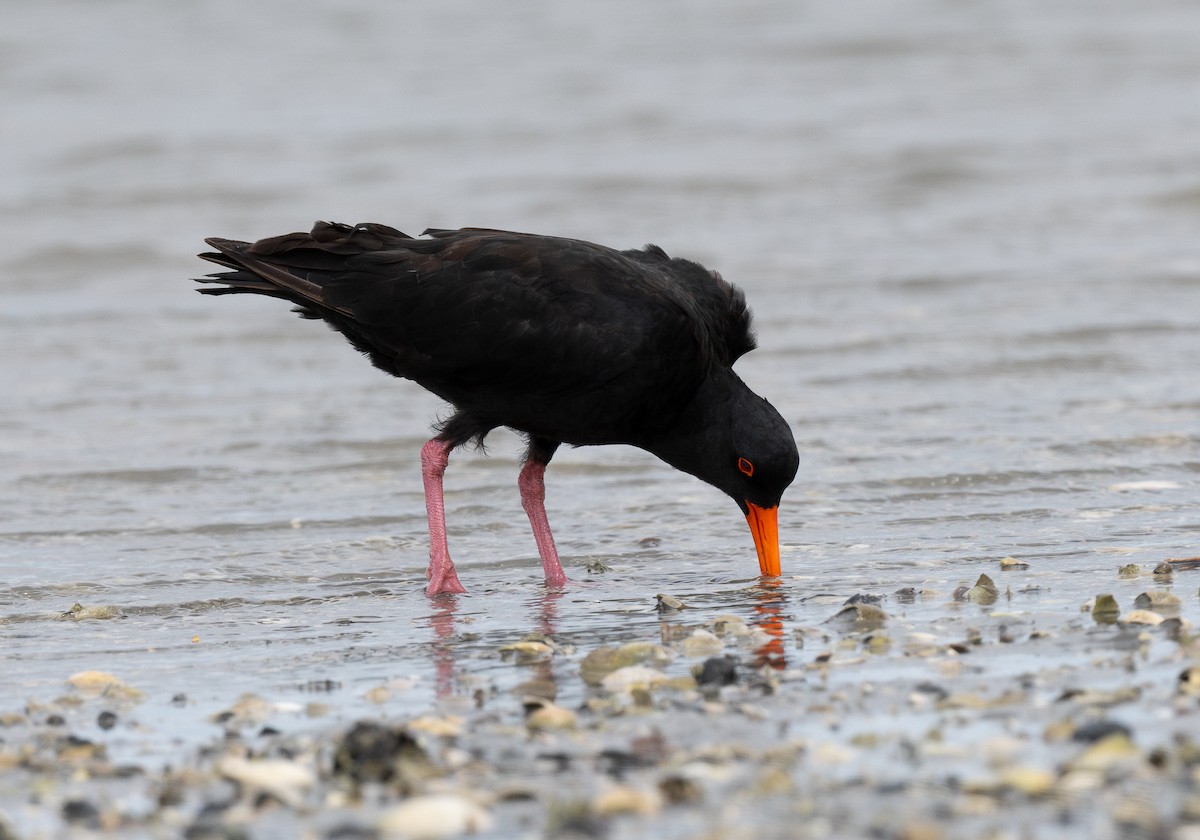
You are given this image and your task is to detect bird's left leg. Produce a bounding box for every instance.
[421,437,467,596]
[518,438,567,588]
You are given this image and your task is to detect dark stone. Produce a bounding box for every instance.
[332,721,431,788]
[1071,720,1133,743]
[845,593,882,605]
[97,710,118,730]
[61,799,101,827]
[696,655,739,687]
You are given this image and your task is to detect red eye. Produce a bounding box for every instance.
[737,457,755,477]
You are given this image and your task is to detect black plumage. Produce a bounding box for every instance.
[197,221,798,595]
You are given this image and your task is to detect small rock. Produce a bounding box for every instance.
[954,574,999,605]
[586,558,613,574]
[66,671,142,702]
[216,754,315,808]
[1068,732,1140,773]
[826,604,887,632]
[655,593,687,612]
[61,799,101,828]
[1179,667,1200,696]
[895,823,944,840]
[377,795,493,839]
[332,721,437,790]
[601,666,671,694]
[1091,594,1120,624]
[710,615,750,638]
[1117,564,1141,579]
[1057,686,1141,707]
[580,642,671,686]
[498,640,555,664]
[1071,720,1132,744]
[525,702,577,732]
[592,785,662,817]
[1133,590,1182,616]
[695,656,738,688]
[1120,609,1165,626]
[97,711,118,730]
[62,603,124,620]
[844,593,882,605]
[211,693,274,726]
[999,556,1030,571]
[408,716,463,738]
[658,774,703,804]
[680,629,724,658]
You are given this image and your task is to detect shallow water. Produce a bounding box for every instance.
[3,0,1200,836]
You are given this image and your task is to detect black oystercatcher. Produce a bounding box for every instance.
[197,222,799,595]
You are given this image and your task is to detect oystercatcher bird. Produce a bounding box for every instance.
[197,222,798,595]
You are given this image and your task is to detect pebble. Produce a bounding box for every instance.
[679,629,724,658]
[408,716,464,738]
[498,639,555,663]
[601,665,671,694]
[61,603,124,620]
[580,642,671,686]
[332,721,437,789]
[1071,720,1133,743]
[211,693,275,726]
[66,671,142,702]
[592,784,663,817]
[377,795,493,839]
[1090,594,1121,624]
[655,593,687,612]
[215,754,315,808]
[997,766,1056,797]
[1067,732,1141,773]
[1120,609,1165,626]
[999,556,1030,570]
[696,655,738,688]
[827,603,888,632]
[958,574,999,605]
[1133,590,1182,615]
[525,702,577,731]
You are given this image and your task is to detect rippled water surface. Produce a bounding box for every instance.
[3,0,1200,835]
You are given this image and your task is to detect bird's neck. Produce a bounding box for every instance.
[641,368,738,487]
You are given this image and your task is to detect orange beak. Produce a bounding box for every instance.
[745,503,781,577]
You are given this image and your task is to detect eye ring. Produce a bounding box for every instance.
[737,457,755,477]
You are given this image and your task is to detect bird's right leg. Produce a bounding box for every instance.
[519,438,568,589]
[420,437,466,596]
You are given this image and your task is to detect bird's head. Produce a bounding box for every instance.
[647,370,799,578]
[721,391,799,577]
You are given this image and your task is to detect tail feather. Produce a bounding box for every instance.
[195,236,328,306]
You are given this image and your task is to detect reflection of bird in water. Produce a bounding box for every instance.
[198,222,799,595]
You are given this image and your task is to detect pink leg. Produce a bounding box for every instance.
[421,438,466,596]
[517,459,568,589]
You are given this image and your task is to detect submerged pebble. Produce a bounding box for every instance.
[65,671,142,702]
[580,642,671,686]
[61,603,124,621]
[679,629,724,658]
[1133,590,1182,615]
[1090,594,1121,624]
[655,593,687,612]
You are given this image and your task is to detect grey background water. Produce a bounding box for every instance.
[3,0,1200,825]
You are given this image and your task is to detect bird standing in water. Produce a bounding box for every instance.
[197,222,799,596]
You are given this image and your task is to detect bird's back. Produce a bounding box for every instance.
[198,222,757,448]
